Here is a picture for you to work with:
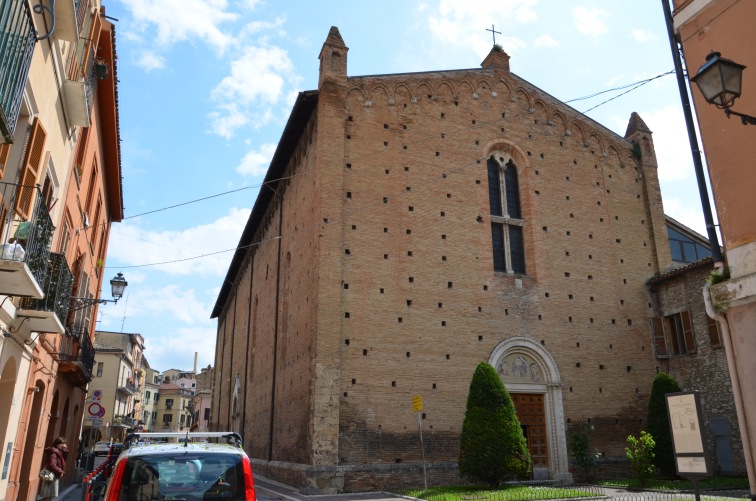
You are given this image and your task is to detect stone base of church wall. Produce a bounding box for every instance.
[251,459,461,494]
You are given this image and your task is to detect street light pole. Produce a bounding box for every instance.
[661,0,724,267]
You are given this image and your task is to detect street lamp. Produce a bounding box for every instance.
[691,52,756,125]
[70,272,128,311]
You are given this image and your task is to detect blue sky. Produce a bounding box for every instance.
[98,0,717,371]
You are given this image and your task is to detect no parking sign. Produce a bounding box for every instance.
[88,402,106,418]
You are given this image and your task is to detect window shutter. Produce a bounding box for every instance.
[0,143,10,179]
[651,317,668,358]
[707,316,722,347]
[15,118,47,219]
[681,310,696,353]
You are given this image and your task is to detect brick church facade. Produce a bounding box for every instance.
[211,27,708,492]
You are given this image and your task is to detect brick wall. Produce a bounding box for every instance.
[213,38,682,492]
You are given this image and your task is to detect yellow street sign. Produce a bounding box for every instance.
[412,395,423,412]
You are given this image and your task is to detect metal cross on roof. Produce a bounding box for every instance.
[486,24,502,45]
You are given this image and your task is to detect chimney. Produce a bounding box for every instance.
[193,352,198,375]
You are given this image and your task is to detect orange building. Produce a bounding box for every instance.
[0,2,123,500]
[671,0,756,497]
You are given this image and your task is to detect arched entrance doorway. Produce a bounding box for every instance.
[489,337,572,482]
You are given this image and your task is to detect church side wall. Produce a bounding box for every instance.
[333,70,663,488]
[215,117,321,465]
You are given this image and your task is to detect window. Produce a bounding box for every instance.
[163,414,172,424]
[155,392,159,401]
[180,415,185,426]
[651,311,695,357]
[707,316,722,348]
[166,398,173,409]
[152,411,157,422]
[204,408,211,421]
[96,362,103,377]
[667,227,712,263]
[488,156,525,274]
[145,391,151,400]
[59,213,73,256]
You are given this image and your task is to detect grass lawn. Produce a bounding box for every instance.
[597,476,748,490]
[401,485,598,501]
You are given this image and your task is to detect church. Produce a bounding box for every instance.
[211,26,695,492]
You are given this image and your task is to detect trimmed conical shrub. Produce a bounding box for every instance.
[647,372,681,476]
[459,362,531,486]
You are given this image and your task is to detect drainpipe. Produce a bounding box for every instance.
[703,283,756,495]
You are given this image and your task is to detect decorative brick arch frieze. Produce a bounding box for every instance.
[488,336,573,482]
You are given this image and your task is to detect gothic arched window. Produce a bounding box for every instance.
[488,156,525,274]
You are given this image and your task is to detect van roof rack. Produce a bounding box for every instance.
[123,432,243,449]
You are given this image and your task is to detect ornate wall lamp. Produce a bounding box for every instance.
[70,272,128,312]
[691,52,756,125]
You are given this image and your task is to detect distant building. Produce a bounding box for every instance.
[86,331,144,444]
[140,360,161,432]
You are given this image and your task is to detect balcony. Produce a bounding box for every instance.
[53,0,88,44]
[62,45,99,127]
[17,252,73,334]
[56,327,95,386]
[0,181,54,299]
[113,415,137,428]
[116,379,137,396]
[0,0,37,143]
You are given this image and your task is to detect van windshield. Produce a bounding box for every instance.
[116,453,244,501]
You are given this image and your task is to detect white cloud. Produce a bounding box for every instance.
[632,28,657,42]
[143,325,217,371]
[107,207,252,276]
[208,104,249,139]
[236,143,277,176]
[208,45,300,138]
[573,6,608,36]
[662,198,708,236]
[211,46,294,104]
[119,0,238,54]
[426,0,537,46]
[533,34,558,48]
[135,51,166,71]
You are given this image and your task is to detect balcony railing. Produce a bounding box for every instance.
[0,0,37,143]
[117,380,137,395]
[19,252,73,328]
[0,181,55,298]
[56,327,95,386]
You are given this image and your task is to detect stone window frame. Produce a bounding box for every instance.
[488,154,525,274]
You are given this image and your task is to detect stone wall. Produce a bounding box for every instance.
[650,261,745,475]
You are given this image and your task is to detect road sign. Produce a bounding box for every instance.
[90,418,103,428]
[412,395,423,412]
[92,390,102,402]
[88,402,104,417]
